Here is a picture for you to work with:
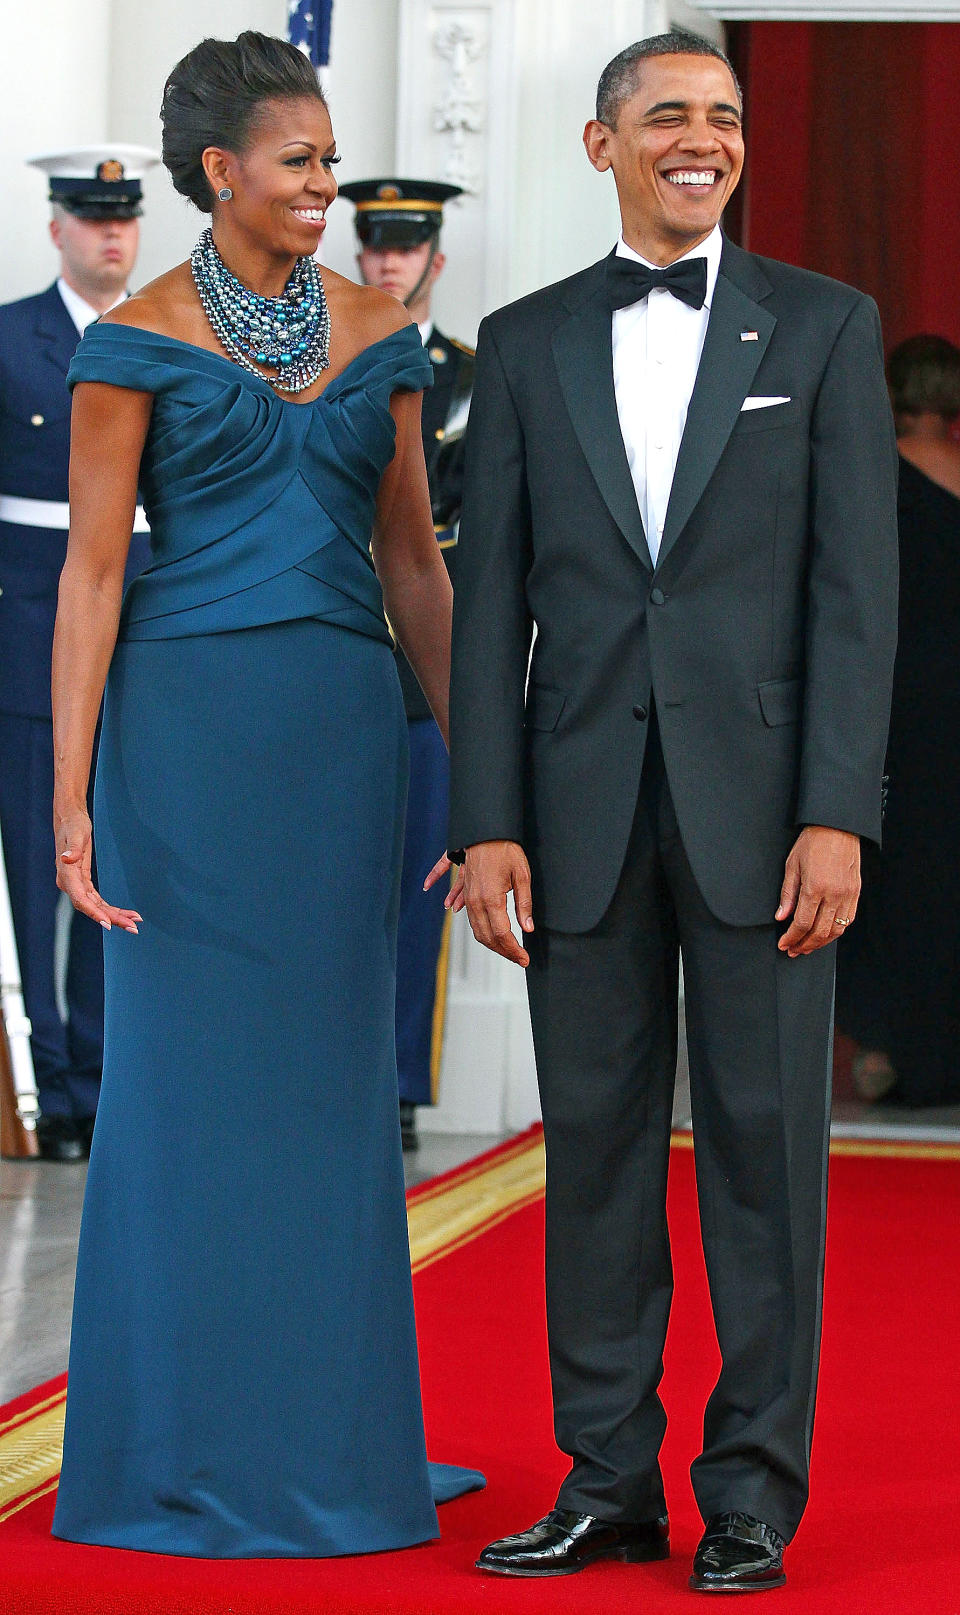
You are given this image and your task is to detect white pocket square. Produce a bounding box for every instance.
[741,395,792,412]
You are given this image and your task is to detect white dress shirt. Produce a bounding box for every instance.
[57,277,126,336]
[612,224,723,567]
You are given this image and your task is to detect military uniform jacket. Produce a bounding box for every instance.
[0,283,149,718]
[396,325,474,721]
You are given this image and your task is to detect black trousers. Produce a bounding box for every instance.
[525,714,834,1543]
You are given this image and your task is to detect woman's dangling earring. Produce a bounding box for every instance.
[217,187,233,202]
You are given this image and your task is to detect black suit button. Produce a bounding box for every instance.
[632,704,648,721]
[650,587,666,606]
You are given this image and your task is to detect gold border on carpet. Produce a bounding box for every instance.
[3,1123,958,1524]
[0,1131,547,1522]
[0,1402,67,1522]
[669,1129,960,1162]
[408,1129,545,1273]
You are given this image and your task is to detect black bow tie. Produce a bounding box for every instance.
[604,254,708,312]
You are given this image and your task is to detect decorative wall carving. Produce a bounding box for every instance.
[431,17,486,194]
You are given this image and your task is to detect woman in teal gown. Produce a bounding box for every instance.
[49,33,478,1558]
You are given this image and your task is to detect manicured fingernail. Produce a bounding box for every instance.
[101,921,111,931]
[128,925,139,935]
[132,913,143,922]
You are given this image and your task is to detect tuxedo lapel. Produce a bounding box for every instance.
[552,266,651,572]
[657,246,776,572]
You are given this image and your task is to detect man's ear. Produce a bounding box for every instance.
[583,119,613,174]
[429,250,446,282]
[49,215,62,251]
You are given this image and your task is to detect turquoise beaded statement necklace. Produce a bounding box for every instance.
[191,227,330,395]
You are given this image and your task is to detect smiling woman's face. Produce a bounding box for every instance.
[585,54,744,262]
[204,96,340,259]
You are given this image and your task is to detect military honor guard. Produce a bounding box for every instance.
[340,178,474,1149]
[0,146,156,1159]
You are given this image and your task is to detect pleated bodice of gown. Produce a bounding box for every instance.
[67,321,432,641]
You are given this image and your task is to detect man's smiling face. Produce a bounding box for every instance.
[584,53,744,264]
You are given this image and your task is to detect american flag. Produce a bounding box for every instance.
[288,0,333,70]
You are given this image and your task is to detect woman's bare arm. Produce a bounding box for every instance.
[372,387,453,745]
[52,380,153,932]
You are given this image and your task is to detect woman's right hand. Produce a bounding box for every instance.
[56,809,141,934]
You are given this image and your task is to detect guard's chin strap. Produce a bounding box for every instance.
[403,243,438,312]
[358,234,440,310]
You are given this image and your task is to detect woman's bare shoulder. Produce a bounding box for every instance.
[100,264,202,340]
[323,268,412,344]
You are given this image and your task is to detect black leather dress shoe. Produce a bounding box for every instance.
[477,1508,669,1577]
[690,1512,786,1592]
[35,1116,86,1163]
[399,1100,418,1152]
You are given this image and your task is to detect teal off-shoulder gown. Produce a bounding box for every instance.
[51,323,483,1558]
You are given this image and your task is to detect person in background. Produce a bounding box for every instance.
[836,334,960,1108]
[340,177,474,1151]
[0,146,156,1160]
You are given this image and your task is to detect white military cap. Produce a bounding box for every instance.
[26,144,161,218]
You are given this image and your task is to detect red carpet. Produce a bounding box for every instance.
[3,1129,960,1612]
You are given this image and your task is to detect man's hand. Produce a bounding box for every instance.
[776,826,860,957]
[460,840,534,967]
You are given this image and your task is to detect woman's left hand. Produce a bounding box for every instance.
[423,853,465,911]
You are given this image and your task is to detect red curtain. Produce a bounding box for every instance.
[739,22,960,354]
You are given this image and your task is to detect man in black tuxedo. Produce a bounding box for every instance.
[447,32,898,1594]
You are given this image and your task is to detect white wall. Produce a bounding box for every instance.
[0,0,401,304]
[108,0,289,291]
[321,0,402,281]
[0,0,112,302]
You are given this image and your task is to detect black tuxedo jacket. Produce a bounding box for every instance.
[448,238,899,932]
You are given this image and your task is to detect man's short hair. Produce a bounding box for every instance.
[596,32,742,129]
[887,334,960,419]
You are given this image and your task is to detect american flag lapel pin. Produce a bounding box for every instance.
[740,330,759,342]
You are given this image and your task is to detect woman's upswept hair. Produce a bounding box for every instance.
[161,31,326,214]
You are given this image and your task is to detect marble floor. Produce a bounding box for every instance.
[2,1039,957,1407]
